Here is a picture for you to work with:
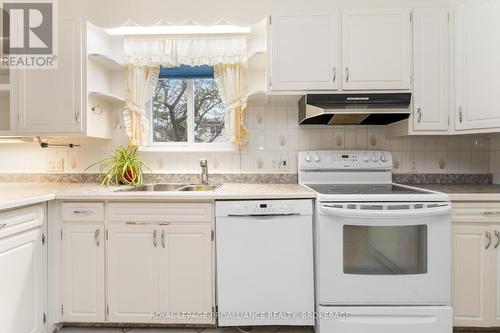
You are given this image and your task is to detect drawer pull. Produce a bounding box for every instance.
[125,221,147,225]
[0,223,7,229]
[72,210,92,216]
[480,211,500,216]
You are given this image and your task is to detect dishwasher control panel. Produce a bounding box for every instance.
[215,200,313,217]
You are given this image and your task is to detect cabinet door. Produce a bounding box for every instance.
[341,9,411,90]
[0,229,43,333]
[270,13,339,90]
[158,224,213,324]
[107,224,159,323]
[452,225,492,327]
[412,9,449,131]
[62,224,105,322]
[455,0,500,131]
[491,226,500,326]
[17,16,82,133]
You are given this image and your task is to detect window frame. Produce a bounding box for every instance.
[144,73,235,152]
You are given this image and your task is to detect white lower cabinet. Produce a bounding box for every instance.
[0,204,45,333]
[59,202,215,325]
[159,224,213,322]
[452,203,500,327]
[452,225,491,326]
[107,222,214,324]
[107,224,159,323]
[62,223,105,322]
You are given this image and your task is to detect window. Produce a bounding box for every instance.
[150,65,230,149]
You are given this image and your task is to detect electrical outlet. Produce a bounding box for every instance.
[272,154,289,171]
[48,158,64,172]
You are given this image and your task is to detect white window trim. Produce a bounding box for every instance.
[142,78,236,152]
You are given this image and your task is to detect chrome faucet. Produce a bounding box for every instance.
[200,159,209,185]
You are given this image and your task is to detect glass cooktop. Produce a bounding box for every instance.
[306,184,431,195]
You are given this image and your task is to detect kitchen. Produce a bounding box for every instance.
[0,0,499,332]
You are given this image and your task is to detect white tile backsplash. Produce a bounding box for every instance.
[0,104,495,175]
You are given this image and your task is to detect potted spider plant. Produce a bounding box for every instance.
[86,145,152,186]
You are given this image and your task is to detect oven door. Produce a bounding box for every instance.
[317,202,451,305]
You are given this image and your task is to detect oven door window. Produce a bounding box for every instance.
[343,225,428,275]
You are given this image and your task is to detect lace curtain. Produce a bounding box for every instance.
[123,36,249,146]
[123,65,159,146]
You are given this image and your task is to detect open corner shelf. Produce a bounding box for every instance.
[88,53,124,71]
[88,91,125,107]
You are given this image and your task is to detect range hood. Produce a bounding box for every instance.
[298,93,411,125]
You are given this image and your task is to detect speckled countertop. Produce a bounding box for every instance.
[0,183,315,211]
[408,184,500,202]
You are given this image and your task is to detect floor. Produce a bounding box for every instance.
[59,327,312,333]
[58,327,500,333]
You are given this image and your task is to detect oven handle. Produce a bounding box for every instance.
[320,203,451,219]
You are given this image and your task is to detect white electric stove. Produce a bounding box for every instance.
[299,150,453,333]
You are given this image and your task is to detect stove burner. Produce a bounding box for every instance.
[306,184,430,195]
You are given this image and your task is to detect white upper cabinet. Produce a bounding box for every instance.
[341,9,412,90]
[455,0,500,132]
[15,17,117,138]
[62,223,105,323]
[17,16,82,134]
[270,13,339,91]
[412,8,449,132]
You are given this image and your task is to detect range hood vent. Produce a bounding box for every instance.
[298,93,411,125]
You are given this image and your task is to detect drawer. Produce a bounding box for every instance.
[0,204,44,239]
[61,203,104,222]
[452,202,500,223]
[108,203,213,223]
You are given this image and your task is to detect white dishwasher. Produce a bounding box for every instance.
[215,199,314,326]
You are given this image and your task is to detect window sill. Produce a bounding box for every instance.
[139,145,237,152]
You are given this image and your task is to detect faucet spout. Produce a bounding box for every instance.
[200,159,209,185]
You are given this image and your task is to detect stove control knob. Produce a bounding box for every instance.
[380,154,388,163]
[305,154,312,163]
[362,154,369,162]
[314,154,321,163]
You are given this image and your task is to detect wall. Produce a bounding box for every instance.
[490,137,500,183]
[0,104,490,175]
[2,0,488,176]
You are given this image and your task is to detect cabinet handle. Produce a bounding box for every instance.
[94,229,100,247]
[74,108,81,123]
[495,231,500,249]
[458,107,463,123]
[153,229,157,247]
[333,67,336,83]
[417,108,422,123]
[485,231,492,250]
[161,230,165,248]
[345,67,350,83]
[480,211,500,216]
[125,221,147,225]
[0,223,7,229]
[72,210,92,216]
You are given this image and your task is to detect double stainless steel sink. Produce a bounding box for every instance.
[117,183,221,192]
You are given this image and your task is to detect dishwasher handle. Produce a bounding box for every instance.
[227,213,301,218]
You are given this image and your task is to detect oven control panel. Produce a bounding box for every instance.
[299,150,393,170]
